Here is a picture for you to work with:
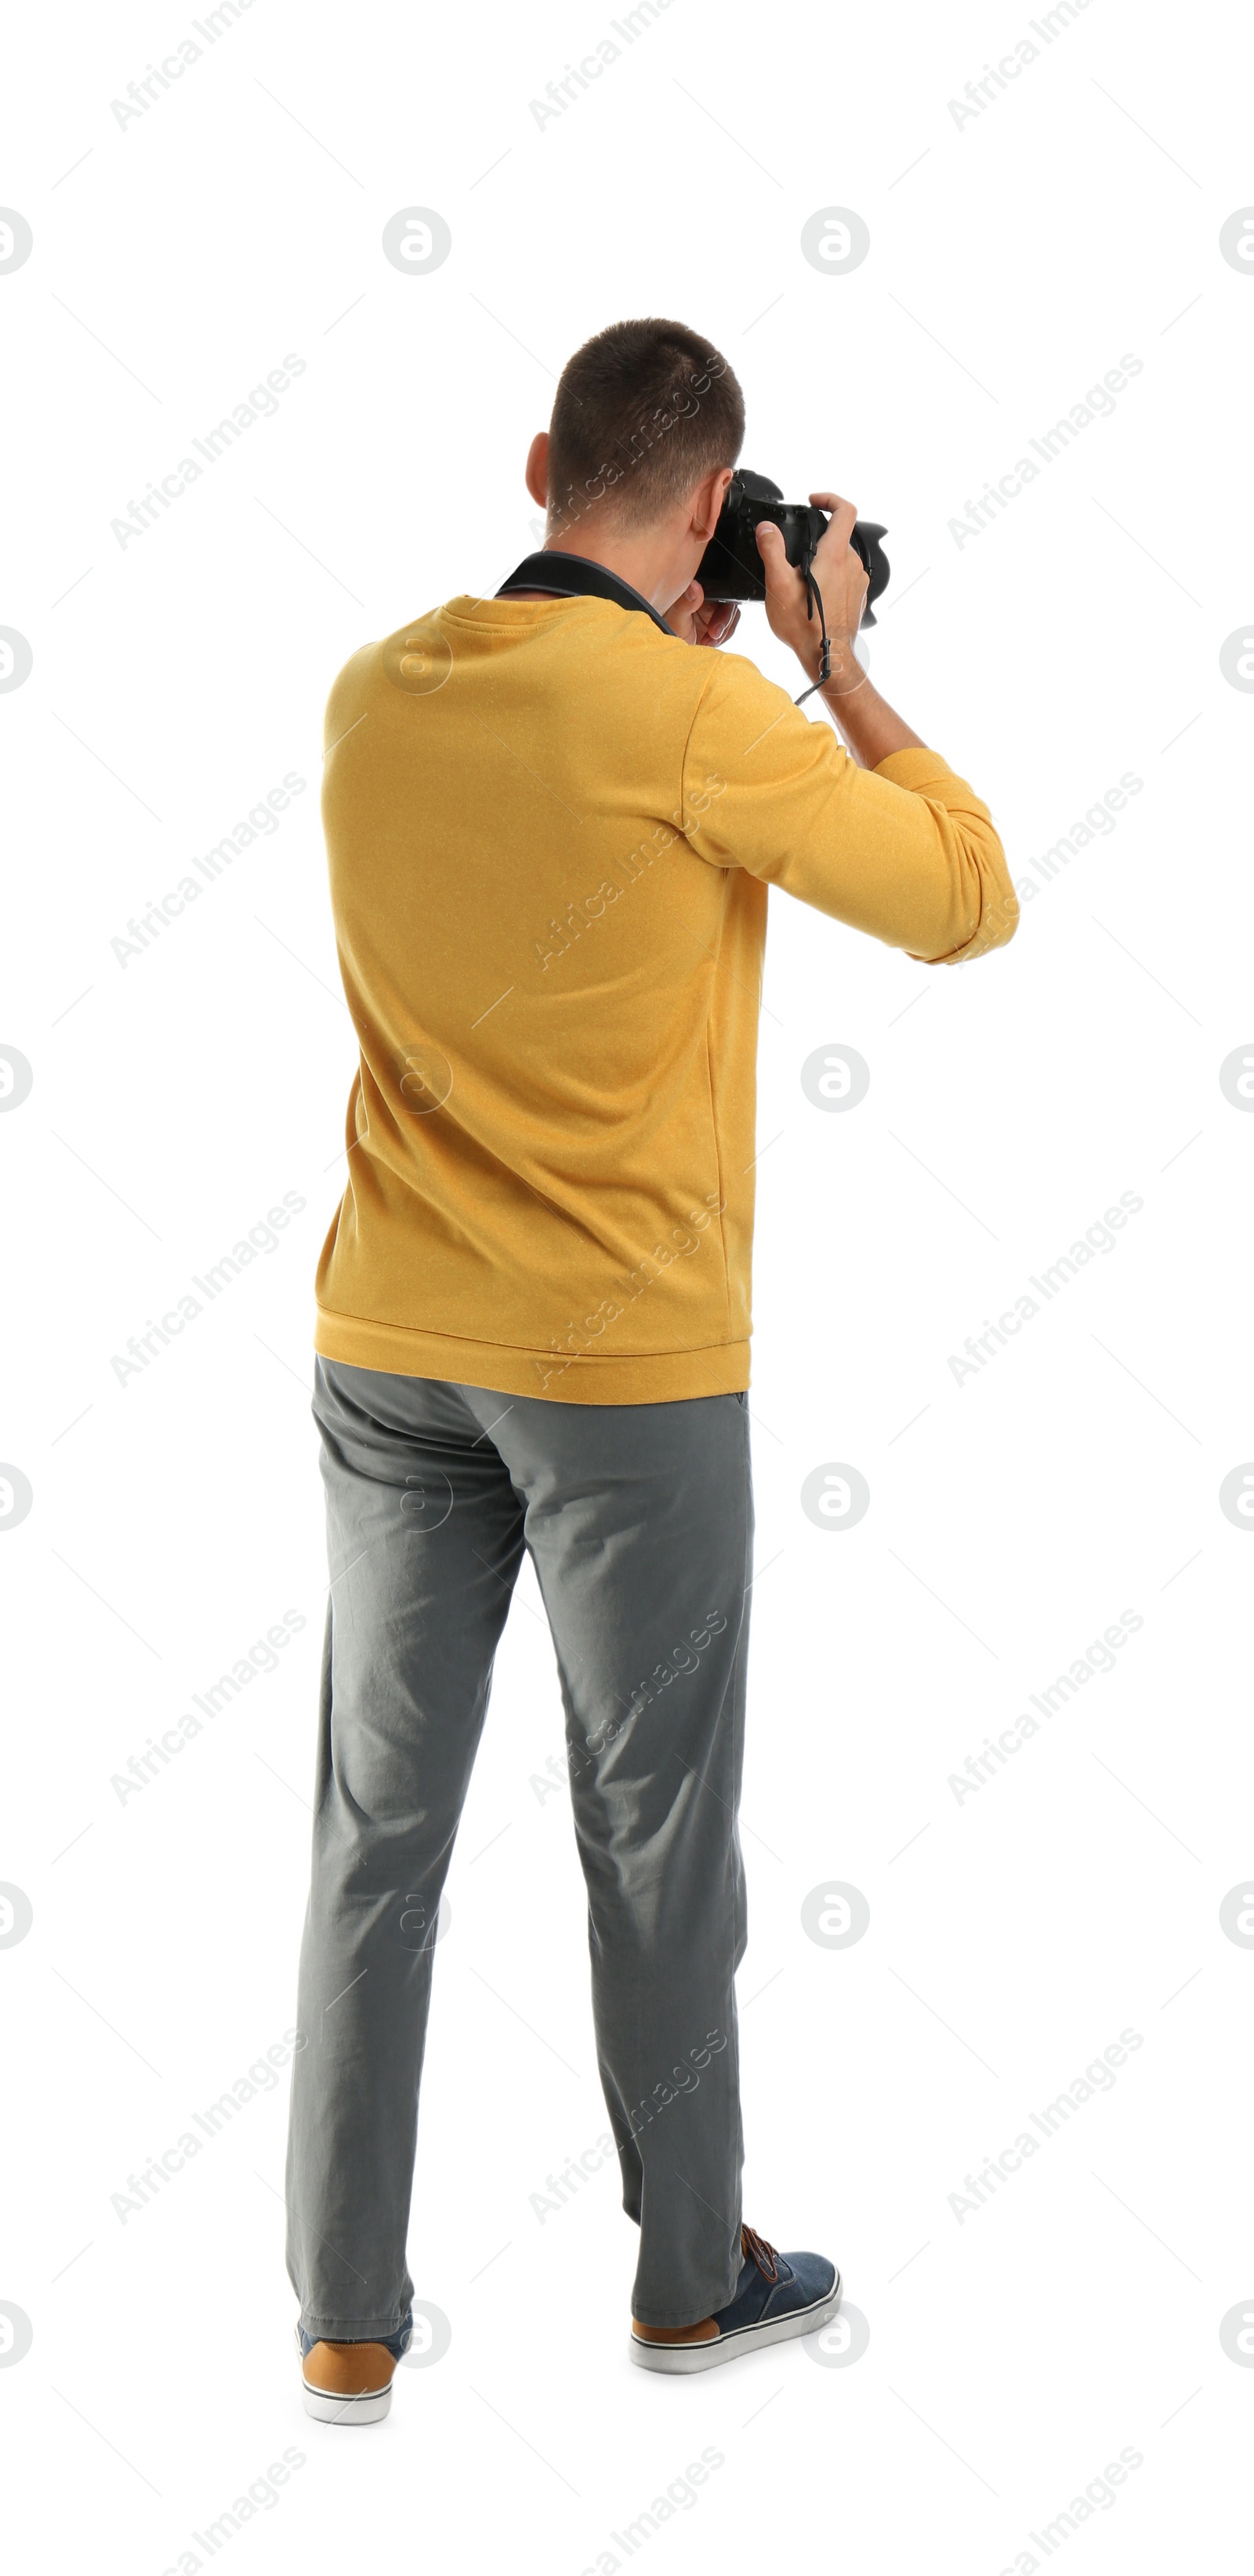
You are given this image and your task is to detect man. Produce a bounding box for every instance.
[286,317,1017,2422]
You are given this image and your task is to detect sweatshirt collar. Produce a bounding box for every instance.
[496,550,674,637]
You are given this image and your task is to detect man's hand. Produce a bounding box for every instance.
[664,583,742,649]
[756,494,869,689]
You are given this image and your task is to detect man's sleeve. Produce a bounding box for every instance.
[680,652,1018,964]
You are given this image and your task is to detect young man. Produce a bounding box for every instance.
[286,317,1017,2422]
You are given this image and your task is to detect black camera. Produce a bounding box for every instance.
[696,470,890,627]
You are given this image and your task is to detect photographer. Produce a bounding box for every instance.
[287,317,1017,2418]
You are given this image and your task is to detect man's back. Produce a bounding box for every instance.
[315,588,1015,1402]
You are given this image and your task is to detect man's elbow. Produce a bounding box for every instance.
[914,842,1020,967]
[970,874,1020,958]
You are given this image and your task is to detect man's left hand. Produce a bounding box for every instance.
[664,583,741,648]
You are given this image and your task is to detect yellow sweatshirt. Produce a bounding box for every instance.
[314,592,1017,1402]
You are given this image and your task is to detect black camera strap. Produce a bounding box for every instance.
[496,550,675,637]
[793,560,832,708]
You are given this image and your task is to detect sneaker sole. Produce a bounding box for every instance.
[301,2380,393,2424]
[629,2272,842,2375]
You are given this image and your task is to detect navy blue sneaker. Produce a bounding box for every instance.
[295,2309,413,2423]
[629,2226,840,2374]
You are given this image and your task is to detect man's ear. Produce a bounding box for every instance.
[690,464,734,544]
[525,432,549,509]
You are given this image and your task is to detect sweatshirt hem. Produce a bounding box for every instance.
[314,1307,751,1406]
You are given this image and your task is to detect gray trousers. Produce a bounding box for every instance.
[285,1358,753,2334]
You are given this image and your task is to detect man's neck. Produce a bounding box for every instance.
[540,524,687,615]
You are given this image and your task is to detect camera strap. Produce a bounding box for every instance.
[792,561,832,708]
[496,550,675,637]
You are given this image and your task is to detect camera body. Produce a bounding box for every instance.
[696,470,890,627]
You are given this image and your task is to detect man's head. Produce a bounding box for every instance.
[524,317,745,611]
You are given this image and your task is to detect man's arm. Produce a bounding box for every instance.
[669,490,1017,965]
[666,492,924,766]
[677,490,1018,966]
[756,491,925,767]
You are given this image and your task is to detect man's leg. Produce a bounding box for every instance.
[457,1383,753,2331]
[285,1359,526,2342]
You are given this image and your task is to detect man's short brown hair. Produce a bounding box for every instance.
[545,317,745,539]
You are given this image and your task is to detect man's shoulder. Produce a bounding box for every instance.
[322,608,450,741]
[322,640,380,754]
[683,641,806,740]
[321,604,800,749]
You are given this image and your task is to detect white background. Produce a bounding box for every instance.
[2,0,1252,2567]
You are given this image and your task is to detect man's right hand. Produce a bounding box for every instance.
[756,494,870,690]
